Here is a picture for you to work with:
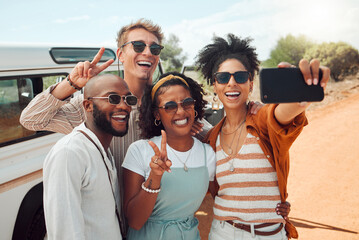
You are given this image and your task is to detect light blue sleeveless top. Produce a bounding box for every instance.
[127,143,209,240]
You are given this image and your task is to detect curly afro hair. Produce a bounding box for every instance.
[195,33,260,84]
[139,72,207,139]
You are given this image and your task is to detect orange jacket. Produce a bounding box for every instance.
[203,104,308,239]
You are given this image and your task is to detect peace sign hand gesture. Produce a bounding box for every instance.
[69,47,115,89]
[148,130,172,176]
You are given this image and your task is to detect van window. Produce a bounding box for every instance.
[0,74,66,146]
[43,76,60,90]
[0,78,34,144]
[50,48,116,64]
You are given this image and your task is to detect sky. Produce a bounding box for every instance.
[1,0,358,65]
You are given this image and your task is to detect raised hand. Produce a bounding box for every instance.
[148,130,172,176]
[69,47,115,88]
[273,59,331,124]
[298,59,330,89]
[277,59,330,110]
[278,59,330,89]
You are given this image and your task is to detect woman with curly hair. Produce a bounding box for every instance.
[121,72,216,240]
[196,34,330,239]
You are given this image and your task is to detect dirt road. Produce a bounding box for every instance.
[287,92,359,239]
[196,92,359,239]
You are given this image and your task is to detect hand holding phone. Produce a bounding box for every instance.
[259,68,324,104]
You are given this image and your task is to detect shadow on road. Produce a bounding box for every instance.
[291,217,358,234]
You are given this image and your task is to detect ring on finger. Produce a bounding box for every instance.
[154,157,159,164]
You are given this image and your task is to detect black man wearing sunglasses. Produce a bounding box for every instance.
[43,74,133,239]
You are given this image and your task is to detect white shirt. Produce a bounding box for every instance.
[43,123,122,240]
[122,136,216,181]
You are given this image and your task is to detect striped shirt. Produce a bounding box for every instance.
[213,132,285,224]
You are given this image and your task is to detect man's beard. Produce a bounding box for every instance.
[93,103,128,137]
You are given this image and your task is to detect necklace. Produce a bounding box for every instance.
[169,143,193,172]
[227,128,246,172]
[220,118,246,155]
[221,120,244,135]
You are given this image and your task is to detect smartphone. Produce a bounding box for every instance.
[259,68,324,103]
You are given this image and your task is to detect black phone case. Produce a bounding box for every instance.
[259,68,324,103]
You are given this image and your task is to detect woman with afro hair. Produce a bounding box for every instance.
[121,72,216,240]
[196,34,330,239]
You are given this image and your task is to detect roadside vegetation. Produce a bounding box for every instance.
[262,34,359,82]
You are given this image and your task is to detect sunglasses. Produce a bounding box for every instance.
[214,71,250,84]
[158,97,196,113]
[121,41,164,56]
[88,94,138,106]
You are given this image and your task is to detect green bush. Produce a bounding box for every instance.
[262,34,314,67]
[304,42,359,81]
[161,34,187,73]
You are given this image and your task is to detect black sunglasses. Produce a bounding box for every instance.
[214,71,250,84]
[158,97,196,113]
[121,41,164,56]
[88,94,138,106]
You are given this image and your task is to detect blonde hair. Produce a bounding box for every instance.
[116,18,164,48]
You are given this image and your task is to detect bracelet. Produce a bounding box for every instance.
[66,75,82,91]
[141,182,161,194]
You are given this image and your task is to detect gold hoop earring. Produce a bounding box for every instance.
[154,119,161,126]
[213,93,218,103]
[194,110,198,118]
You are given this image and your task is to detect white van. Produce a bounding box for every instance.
[0,45,162,240]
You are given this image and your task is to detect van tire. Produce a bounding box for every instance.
[26,207,46,240]
[12,183,46,240]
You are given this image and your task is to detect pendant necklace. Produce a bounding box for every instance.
[220,118,246,172]
[220,118,246,155]
[169,142,193,172]
[228,128,245,172]
[221,119,244,135]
